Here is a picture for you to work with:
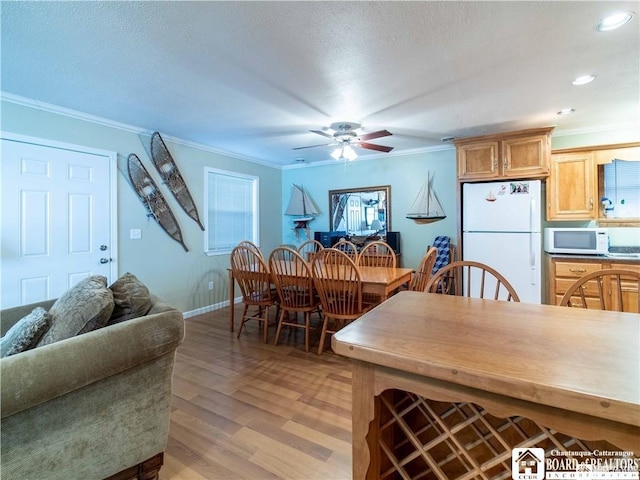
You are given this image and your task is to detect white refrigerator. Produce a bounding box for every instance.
[462,180,542,304]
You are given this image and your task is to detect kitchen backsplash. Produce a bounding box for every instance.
[607,227,640,247]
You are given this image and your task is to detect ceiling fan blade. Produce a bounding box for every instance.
[310,129,333,138]
[292,142,335,150]
[358,129,392,141]
[358,142,394,153]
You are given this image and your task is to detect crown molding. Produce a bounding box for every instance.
[0,92,281,170]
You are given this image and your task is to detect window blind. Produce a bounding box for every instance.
[205,168,258,254]
[603,159,640,217]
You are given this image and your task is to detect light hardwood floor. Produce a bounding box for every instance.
[161,305,353,479]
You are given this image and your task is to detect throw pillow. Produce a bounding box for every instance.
[0,307,50,357]
[107,272,152,325]
[36,275,114,346]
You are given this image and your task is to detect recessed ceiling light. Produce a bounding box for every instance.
[572,75,596,86]
[596,11,634,31]
[557,108,576,115]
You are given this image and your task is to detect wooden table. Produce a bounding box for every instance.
[332,291,640,479]
[228,265,413,332]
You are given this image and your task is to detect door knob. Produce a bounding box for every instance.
[100,258,110,264]
[100,245,108,251]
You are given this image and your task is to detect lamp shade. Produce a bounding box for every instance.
[370,219,382,231]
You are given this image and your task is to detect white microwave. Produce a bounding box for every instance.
[544,228,609,255]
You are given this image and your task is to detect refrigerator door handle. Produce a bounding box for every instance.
[530,232,537,285]
[530,195,536,233]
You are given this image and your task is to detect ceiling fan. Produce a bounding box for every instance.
[293,122,394,158]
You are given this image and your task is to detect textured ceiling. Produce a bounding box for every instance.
[2,1,639,167]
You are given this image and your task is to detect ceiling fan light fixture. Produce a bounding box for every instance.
[331,147,343,161]
[343,145,358,161]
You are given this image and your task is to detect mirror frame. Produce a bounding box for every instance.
[328,185,391,234]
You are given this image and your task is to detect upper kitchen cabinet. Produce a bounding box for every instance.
[547,143,640,223]
[455,127,554,181]
[547,151,597,220]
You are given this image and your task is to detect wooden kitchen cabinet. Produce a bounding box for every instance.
[548,257,602,306]
[547,256,640,312]
[455,127,553,181]
[547,142,640,222]
[547,151,597,220]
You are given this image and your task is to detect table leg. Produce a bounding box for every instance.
[351,360,378,480]
[228,269,235,332]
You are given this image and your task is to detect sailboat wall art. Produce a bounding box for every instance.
[285,184,319,229]
[406,171,446,224]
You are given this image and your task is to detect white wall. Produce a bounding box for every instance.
[282,149,458,270]
[1,99,283,314]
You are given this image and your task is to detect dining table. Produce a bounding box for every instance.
[332,290,640,480]
[227,264,413,332]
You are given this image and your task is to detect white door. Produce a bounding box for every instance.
[1,136,117,308]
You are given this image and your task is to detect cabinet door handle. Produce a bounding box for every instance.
[503,157,508,169]
[493,158,498,169]
[569,268,587,274]
[589,197,594,207]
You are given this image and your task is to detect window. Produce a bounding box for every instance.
[204,168,258,255]
[603,160,640,218]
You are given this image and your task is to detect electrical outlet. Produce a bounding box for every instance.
[208,281,214,290]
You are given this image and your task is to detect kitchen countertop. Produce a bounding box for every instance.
[546,250,640,264]
[546,255,640,264]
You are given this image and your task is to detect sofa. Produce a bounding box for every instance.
[0,275,185,480]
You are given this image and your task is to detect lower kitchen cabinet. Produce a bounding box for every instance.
[547,256,640,312]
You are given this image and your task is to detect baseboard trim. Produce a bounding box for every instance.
[183,297,241,319]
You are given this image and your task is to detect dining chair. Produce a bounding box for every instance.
[559,269,640,312]
[409,247,438,292]
[237,240,263,258]
[358,240,397,268]
[230,245,278,342]
[311,248,373,355]
[268,246,321,352]
[297,239,324,262]
[425,260,521,302]
[357,240,397,304]
[333,239,359,263]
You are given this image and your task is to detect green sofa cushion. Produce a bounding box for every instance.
[108,272,152,325]
[0,307,50,357]
[37,276,114,346]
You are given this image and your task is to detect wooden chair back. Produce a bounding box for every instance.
[268,247,316,310]
[559,269,640,312]
[358,241,396,268]
[409,247,438,292]
[426,260,521,302]
[311,248,369,354]
[297,239,324,262]
[237,240,263,257]
[333,239,359,262]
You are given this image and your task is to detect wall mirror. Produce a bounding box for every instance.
[329,185,391,235]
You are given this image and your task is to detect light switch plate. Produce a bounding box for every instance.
[130,228,142,240]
